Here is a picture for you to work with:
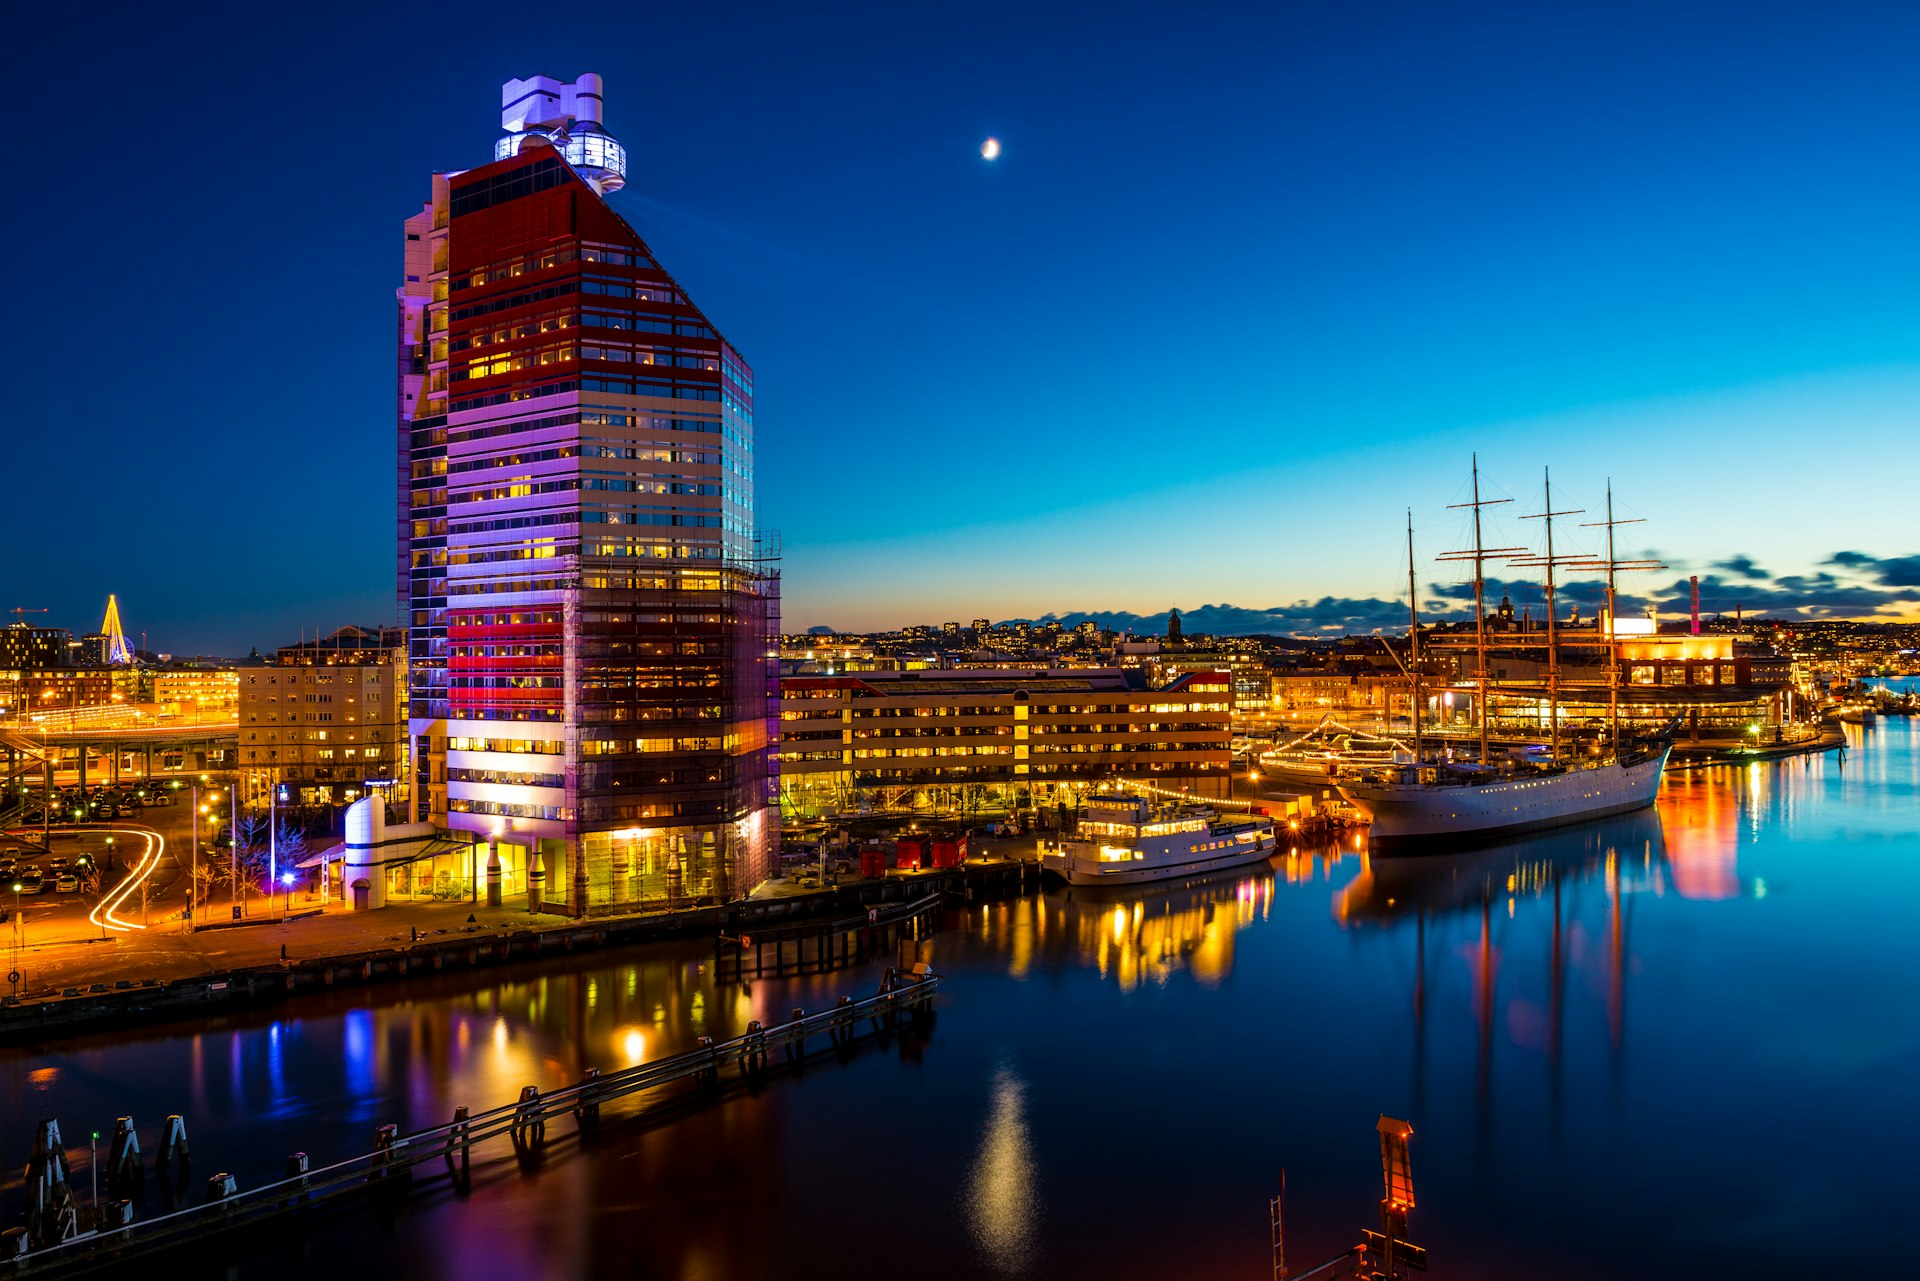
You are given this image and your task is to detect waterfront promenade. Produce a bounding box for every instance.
[1,849,1034,1012]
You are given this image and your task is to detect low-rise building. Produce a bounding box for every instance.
[239,627,408,805]
[779,667,1232,820]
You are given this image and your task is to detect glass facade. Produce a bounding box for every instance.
[398,144,777,912]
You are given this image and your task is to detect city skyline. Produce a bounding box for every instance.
[9,2,1919,654]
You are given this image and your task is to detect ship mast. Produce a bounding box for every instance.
[1407,510,1423,766]
[1439,456,1521,765]
[1579,484,1662,757]
[1515,468,1586,762]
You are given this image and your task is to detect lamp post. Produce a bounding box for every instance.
[10,881,23,996]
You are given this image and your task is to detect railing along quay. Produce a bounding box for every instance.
[1,969,941,1274]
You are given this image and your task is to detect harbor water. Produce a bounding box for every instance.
[4,708,1917,1278]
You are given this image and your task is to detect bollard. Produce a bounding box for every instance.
[694,1036,718,1088]
[510,1086,545,1149]
[742,1020,767,1075]
[446,1106,471,1179]
[282,1153,310,1205]
[107,1116,141,1195]
[369,1123,411,1185]
[157,1115,189,1168]
[104,1198,134,1229]
[1,1227,28,1258]
[786,1008,807,1061]
[574,1068,602,1130]
[206,1172,238,1205]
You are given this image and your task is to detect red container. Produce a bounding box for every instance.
[930,839,962,869]
[895,839,924,871]
[859,848,888,878]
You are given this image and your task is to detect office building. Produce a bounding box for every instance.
[395,74,777,912]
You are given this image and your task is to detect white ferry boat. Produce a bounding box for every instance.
[1040,794,1277,887]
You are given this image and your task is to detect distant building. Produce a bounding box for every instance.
[152,668,239,717]
[0,625,72,672]
[239,627,408,805]
[778,667,1232,819]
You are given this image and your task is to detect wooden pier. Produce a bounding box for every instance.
[0,969,940,1273]
[717,890,946,978]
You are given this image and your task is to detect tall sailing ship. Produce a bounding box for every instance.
[1336,461,1673,850]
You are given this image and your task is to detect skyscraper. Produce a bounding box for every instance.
[397,74,778,913]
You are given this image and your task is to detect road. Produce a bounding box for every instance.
[2,800,321,998]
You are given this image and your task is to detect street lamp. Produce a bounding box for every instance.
[10,881,22,996]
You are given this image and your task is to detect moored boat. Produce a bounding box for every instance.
[1338,460,1673,853]
[1040,794,1277,887]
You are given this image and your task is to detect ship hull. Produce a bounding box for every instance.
[1337,745,1670,852]
[1041,835,1276,887]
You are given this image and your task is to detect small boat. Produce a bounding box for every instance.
[1040,793,1276,887]
[1838,706,1876,725]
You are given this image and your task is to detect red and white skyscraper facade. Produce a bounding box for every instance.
[397,74,777,911]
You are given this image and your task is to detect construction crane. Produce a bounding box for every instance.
[7,607,50,624]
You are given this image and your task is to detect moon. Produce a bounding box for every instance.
[981,137,1001,161]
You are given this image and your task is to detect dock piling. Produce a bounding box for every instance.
[574,1069,602,1131]
[157,1115,189,1169]
[510,1086,546,1149]
[107,1116,141,1197]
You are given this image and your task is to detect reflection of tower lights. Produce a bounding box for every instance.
[967,1066,1039,1274]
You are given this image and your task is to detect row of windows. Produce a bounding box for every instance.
[456,342,576,382]
[449,797,572,821]
[450,379,577,414]
[450,644,563,658]
[447,766,565,788]
[581,377,722,402]
[581,345,719,370]
[446,736,564,754]
[454,247,578,292]
[578,736,727,755]
[449,280,576,323]
[449,155,571,218]
[450,676,565,689]
[581,276,682,304]
[580,244,655,269]
[446,409,580,447]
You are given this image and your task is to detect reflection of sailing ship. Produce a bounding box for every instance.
[1335,809,1666,926]
[1336,809,1666,1152]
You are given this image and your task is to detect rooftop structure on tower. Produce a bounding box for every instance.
[493,73,626,195]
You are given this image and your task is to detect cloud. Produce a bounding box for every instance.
[1712,555,1769,579]
[812,549,1920,638]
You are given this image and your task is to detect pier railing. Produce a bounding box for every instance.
[2,969,939,1274]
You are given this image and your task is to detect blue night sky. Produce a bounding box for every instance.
[8,1,1919,654]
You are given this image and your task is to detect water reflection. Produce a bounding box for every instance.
[967,1063,1039,1273]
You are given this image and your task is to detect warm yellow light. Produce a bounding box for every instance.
[981,136,1001,160]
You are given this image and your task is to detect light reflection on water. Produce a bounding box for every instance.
[2,718,1918,1278]
[967,1062,1039,1274]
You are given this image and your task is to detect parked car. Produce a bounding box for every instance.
[54,873,79,894]
[48,857,69,875]
[17,869,45,894]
